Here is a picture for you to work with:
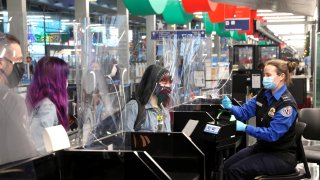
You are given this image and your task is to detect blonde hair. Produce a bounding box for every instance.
[265,59,298,86]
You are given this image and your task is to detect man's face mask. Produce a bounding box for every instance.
[2,57,25,88]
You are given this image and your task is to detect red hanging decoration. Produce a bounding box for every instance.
[208,4,236,23]
[181,0,217,13]
[224,5,237,18]
[234,6,251,18]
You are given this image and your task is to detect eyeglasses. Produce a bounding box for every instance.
[2,56,23,65]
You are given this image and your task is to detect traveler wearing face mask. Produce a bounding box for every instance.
[122,64,172,132]
[0,33,37,166]
[222,59,298,180]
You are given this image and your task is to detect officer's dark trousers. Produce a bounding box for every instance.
[223,146,296,180]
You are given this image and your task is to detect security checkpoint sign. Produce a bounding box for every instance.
[151,30,205,40]
[225,18,250,31]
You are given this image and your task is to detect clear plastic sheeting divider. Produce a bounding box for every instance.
[159,34,232,107]
[162,35,207,106]
[72,16,129,148]
[0,14,39,167]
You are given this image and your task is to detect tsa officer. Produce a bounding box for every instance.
[222,59,298,180]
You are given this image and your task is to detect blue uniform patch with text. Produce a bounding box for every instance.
[280,106,292,117]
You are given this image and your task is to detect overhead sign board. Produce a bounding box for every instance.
[225,18,250,31]
[151,30,205,40]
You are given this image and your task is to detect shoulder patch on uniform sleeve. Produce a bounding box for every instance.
[280,106,293,117]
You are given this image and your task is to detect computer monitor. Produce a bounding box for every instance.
[257,45,280,69]
[233,45,255,70]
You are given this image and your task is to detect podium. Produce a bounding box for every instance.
[171,102,237,180]
[88,131,206,180]
[0,131,205,180]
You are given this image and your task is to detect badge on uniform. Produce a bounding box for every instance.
[280,106,293,117]
[268,107,276,117]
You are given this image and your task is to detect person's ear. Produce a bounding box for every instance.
[280,73,285,81]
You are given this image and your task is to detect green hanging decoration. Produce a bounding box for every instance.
[123,0,168,16]
[213,23,233,37]
[232,32,248,41]
[162,0,193,25]
[258,41,269,45]
[218,31,233,37]
[238,33,248,41]
[232,31,240,40]
[203,13,214,34]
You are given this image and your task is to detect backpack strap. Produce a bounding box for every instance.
[131,98,146,131]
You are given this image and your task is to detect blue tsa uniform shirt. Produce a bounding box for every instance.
[230,85,298,165]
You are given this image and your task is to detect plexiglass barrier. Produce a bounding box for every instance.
[160,34,232,106]
[162,35,207,106]
[0,14,39,167]
[0,14,234,160]
[72,16,130,147]
[73,24,234,149]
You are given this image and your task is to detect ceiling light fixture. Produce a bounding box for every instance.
[262,16,305,20]
[257,9,273,13]
[266,19,305,22]
[257,13,294,16]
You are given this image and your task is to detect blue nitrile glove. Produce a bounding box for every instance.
[222,95,232,109]
[236,120,247,132]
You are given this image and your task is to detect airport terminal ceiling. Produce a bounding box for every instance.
[212,0,317,16]
[213,0,318,56]
[25,0,317,23]
[2,0,317,55]
[24,0,147,26]
[26,0,318,16]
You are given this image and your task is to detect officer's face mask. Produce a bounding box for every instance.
[262,76,278,90]
[2,57,25,88]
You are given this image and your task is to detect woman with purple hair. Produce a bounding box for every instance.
[26,56,69,154]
